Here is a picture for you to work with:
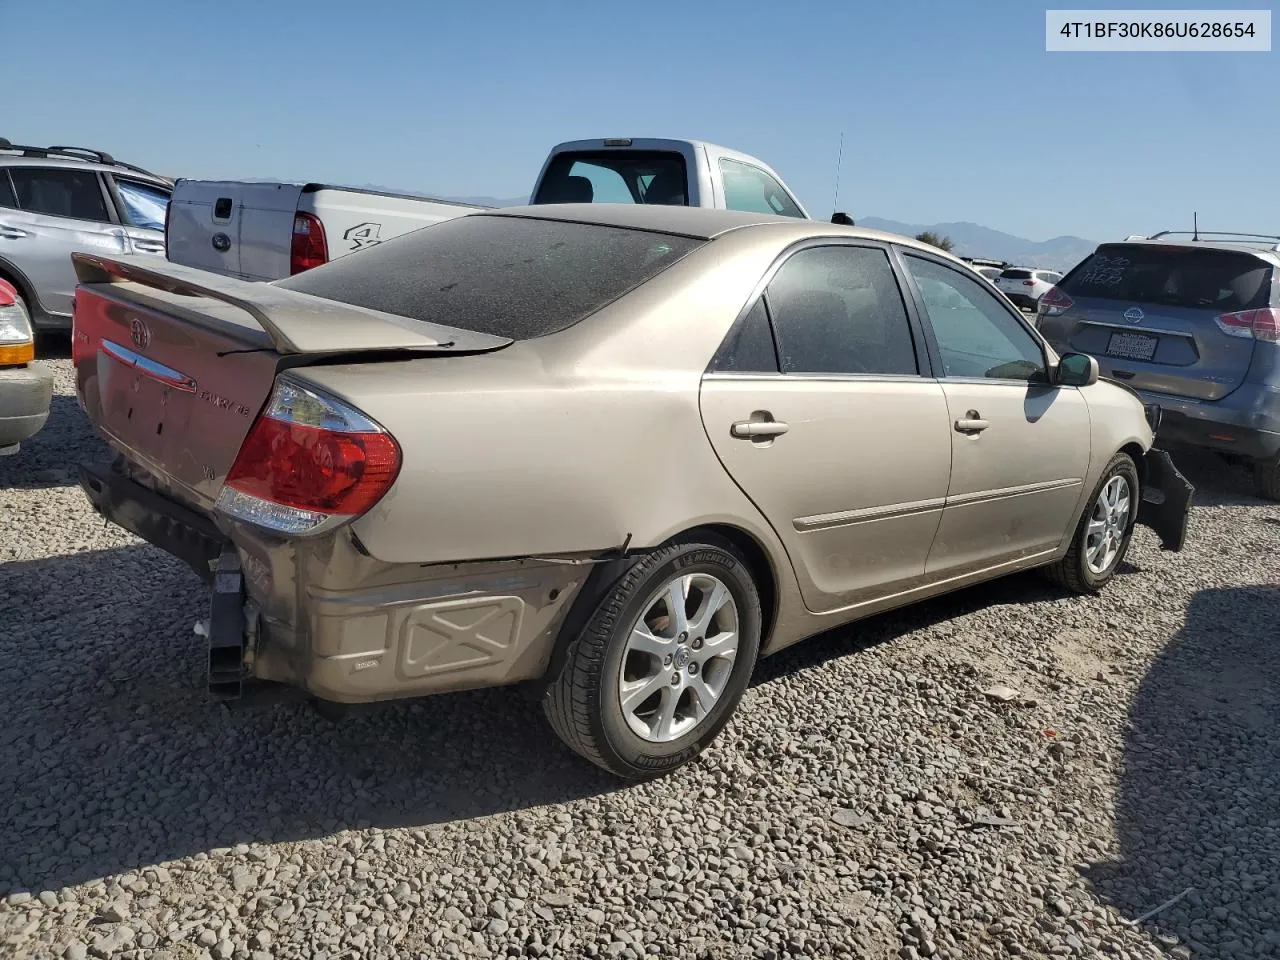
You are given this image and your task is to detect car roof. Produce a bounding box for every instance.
[479,202,974,260]
[0,153,171,185]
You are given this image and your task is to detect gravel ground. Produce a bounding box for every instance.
[2,357,1278,960]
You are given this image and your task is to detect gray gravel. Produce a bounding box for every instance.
[2,357,1278,959]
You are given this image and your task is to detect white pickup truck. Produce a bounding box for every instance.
[166,138,832,281]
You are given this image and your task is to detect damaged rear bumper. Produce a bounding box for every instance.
[1136,447,1194,552]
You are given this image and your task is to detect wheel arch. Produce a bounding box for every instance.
[531,521,781,699]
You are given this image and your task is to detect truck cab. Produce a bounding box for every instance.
[531,138,811,219]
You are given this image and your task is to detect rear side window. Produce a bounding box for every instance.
[719,158,806,219]
[115,179,171,231]
[276,214,704,340]
[765,245,919,376]
[1060,244,1273,311]
[8,167,110,222]
[710,299,779,373]
[533,151,689,206]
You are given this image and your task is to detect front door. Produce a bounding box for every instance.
[1,166,127,321]
[899,253,1091,576]
[700,242,953,614]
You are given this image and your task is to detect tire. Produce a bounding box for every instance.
[542,535,762,780]
[1044,452,1140,594]
[1254,453,1280,501]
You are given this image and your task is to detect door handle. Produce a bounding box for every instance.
[133,240,165,254]
[0,226,30,240]
[731,419,789,439]
[954,417,990,435]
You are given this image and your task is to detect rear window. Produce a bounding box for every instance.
[275,214,704,340]
[1000,269,1032,280]
[1060,243,1273,311]
[533,150,688,206]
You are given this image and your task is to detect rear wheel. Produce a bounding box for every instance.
[1045,453,1139,593]
[1253,453,1280,501]
[542,536,761,780]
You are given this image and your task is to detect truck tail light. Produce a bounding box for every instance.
[1037,286,1074,319]
[289,212,328,275]
[1215,307,1280,343]
[215,379,401,536]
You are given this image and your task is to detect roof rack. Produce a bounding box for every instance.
[0,138,163,180]
[1148,229,1280,243]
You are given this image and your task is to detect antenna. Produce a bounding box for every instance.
[1193,211,1199,241]
[832,131,844,213]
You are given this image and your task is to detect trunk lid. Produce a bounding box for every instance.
[71,253,510,511]
[1051,243,1274,402]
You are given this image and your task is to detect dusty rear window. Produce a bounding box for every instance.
[275,214,703,340]
[1059,243,1273,311]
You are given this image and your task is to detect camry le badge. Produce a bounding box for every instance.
[1124,307,1144,323]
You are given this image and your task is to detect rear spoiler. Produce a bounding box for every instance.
[71,253,512,356]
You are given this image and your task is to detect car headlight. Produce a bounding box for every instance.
[0,281,35,365]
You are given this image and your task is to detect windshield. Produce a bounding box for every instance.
[275,213,704,340]
[1060,243,1273,311]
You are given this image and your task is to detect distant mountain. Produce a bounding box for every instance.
[859,217,1097,273]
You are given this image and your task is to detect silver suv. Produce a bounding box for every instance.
[1036,232,1280,499]
[0,140,172,331]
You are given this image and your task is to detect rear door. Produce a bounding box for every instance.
[1047,243,1272,401]
[0,166,128,321]
[899,252,1091,576]
[699,241,952,614]
[996,268,1033,300]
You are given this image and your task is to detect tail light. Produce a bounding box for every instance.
[1214,307,1280,343]
[289,212,328,275]
[1022,279,1036,286]
[1037,286,1074,319]
[215,378,401,536]
[0,279,34,365]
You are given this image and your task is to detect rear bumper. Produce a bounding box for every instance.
[1138,385,1280,461]
[1003,292,1039,310]
[0,363,54,450]
[1136,448,1194,552]
[77,460,590,705]
[79,461,228,583]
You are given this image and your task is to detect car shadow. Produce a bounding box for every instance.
[0,394,106,490]
[1082,585,1280,956]
[0,545,621,894]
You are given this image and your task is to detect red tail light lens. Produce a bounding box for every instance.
[1037,286,1074,318]
[217,379,400,535]
[289,212,328,275]
[1215,307,1280,343]
[1022,279,1036,286]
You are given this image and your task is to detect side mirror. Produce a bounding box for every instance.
[1056,352,1098,387]
[831,212,854,226]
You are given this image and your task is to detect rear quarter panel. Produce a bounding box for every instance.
[299,190,483,264]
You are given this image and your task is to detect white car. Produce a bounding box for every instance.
[996,267,1063,311]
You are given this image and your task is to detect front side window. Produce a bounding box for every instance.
[719,158,805,219]
[115,179,171,231]
[0,172,16,209]
[904,254,1046,381]
[764,245,919,376]
[7,167,110,223]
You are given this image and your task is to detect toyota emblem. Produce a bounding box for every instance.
[129,317,150,351]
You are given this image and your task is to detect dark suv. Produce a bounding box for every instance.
[1037,233,1280,499]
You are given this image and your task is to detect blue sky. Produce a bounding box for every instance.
[2,0,1276,241]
